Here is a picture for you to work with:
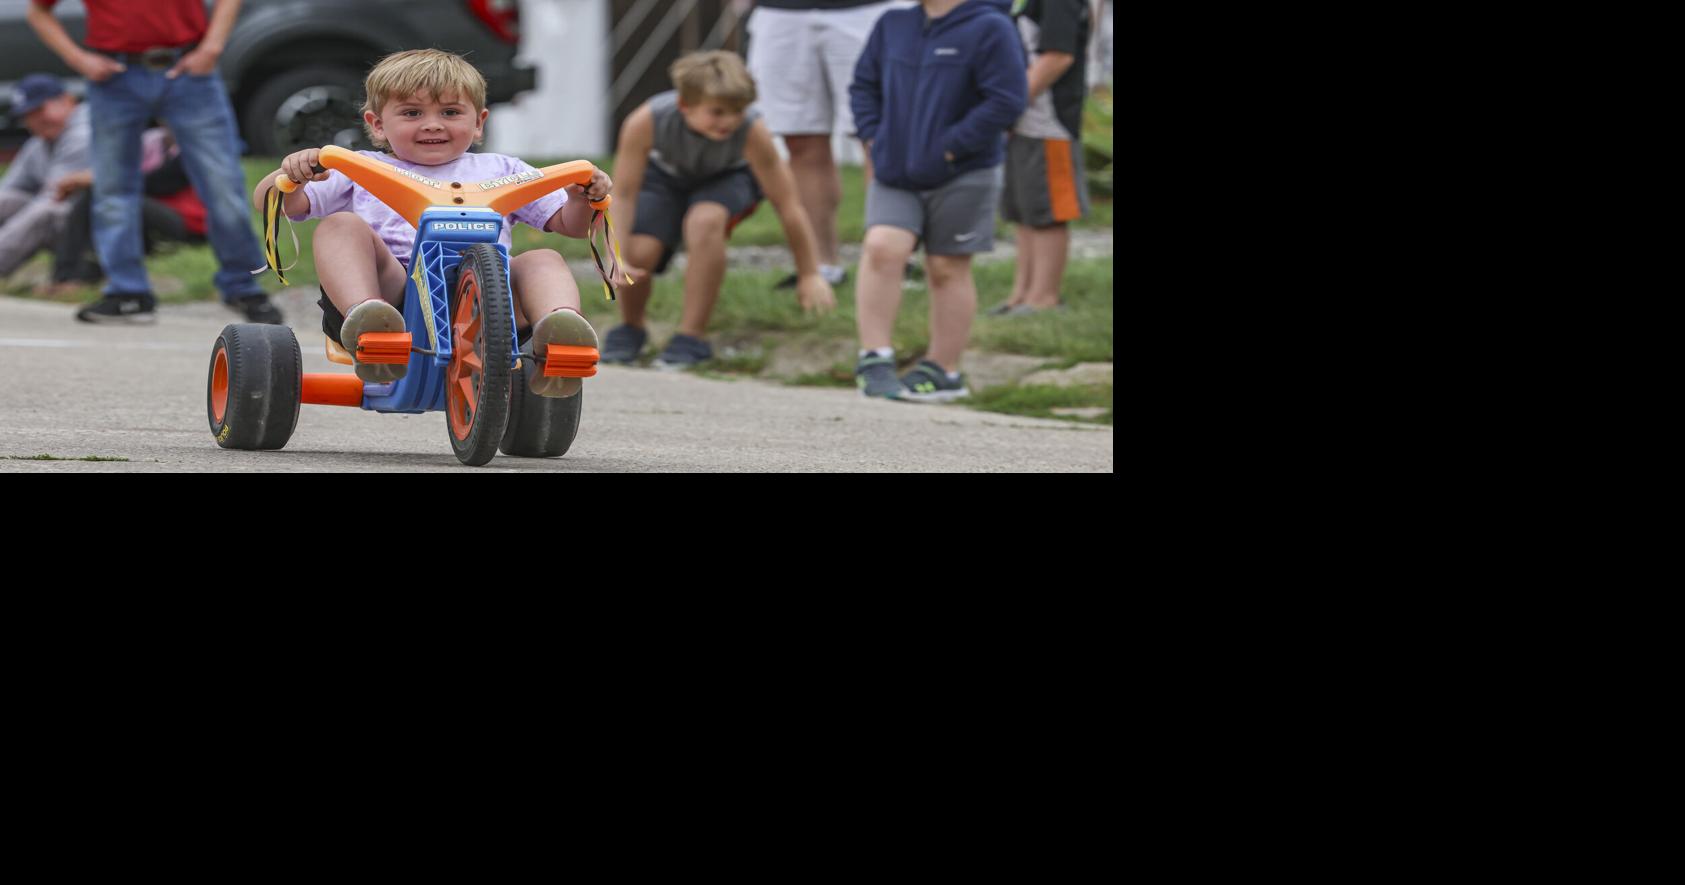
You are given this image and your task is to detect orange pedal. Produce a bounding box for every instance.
[357,332,412,364]
[544,344,599,378]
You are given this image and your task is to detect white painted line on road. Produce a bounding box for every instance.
[0,338,204,352]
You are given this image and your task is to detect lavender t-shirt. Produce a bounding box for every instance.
[292,150,569,268]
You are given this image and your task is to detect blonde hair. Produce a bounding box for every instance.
[362,49,488,148]
[669,51,757,111]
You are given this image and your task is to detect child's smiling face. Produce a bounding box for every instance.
[367,90,487,165]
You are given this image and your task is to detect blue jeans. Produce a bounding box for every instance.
[87,67,266,302]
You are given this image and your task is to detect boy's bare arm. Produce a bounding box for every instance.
[745,122,834,313]
[745,123,818,276]
[1027,51,1076,100]
[545,169,613,238]
[597,105,654,271]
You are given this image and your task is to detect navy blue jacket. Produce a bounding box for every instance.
[850,0,1027,190]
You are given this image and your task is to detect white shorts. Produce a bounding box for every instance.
[746,2,914,137]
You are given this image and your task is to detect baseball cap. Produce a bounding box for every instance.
[7,74,67,124]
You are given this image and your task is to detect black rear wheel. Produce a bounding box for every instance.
[446,244,515,466]
[501,361,584,458]
[207,323,302,450]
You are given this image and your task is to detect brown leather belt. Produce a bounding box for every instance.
[105,44,199,71]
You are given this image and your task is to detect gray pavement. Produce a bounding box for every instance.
[0,289,1113,472]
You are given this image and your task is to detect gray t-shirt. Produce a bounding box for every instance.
[647,90,760,183]
[0,103,91,199]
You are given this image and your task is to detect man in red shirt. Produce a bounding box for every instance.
[28,0,283,326]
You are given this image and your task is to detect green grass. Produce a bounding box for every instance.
[964,383,1113,425]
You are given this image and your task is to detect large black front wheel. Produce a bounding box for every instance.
[446,244,516,466]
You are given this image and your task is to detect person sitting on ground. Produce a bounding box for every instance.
[0,74,90,287]
[602,50,835,369]
[255,48,612,397]
[52,125,208,292]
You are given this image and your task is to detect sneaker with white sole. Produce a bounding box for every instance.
[526,308,598,398]
[856,353,902,399]
[899,360,969,403]
[339,299,408,384]
[75,293,156,325]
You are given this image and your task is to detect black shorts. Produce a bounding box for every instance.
[632,163,762,274]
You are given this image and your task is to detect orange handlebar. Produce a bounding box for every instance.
[275,146,610,225]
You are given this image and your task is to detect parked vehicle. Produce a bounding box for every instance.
[1,0,533,156]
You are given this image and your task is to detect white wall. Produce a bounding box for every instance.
[488,0,611,159]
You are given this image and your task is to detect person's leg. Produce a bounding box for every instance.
[784,135,842,268]
[313,212,407,316]
[0,195,64,278]
[1008,223,1035,308]
[917,167,1000,371]
[923,254,977,371]
[52,190,102,284]
[140,199,189,255]
[157,71,270,303]
[510,249,582,328]
[676,202,730,337]
[514,249,597,397]
[1021,223,1070,309]
[856,226,917,351]
[614,234,668,329]
[86,69,153,299]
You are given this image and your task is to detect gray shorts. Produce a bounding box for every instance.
[865,167,1003,255]
[1001,134,1090,228]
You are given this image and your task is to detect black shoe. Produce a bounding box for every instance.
[601,324,648,364]
[230,294,284,325]
[75,293,157,325]
[655,333,713,370]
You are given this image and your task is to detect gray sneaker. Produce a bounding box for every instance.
[899,360,969,403]
[656,333,713,370]
[856,353,902,399]
[601,324,647,364]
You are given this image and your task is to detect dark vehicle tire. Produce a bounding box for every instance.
[242,65,368,156]
[446,244,515,467]
[501,362,583,458]
[208,323,302,451]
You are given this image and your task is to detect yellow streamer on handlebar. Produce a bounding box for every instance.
[252,178,300,286]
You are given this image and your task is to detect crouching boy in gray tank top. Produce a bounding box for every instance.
[604,51,836,369]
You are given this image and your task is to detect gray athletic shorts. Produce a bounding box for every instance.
[865,167,1003,255]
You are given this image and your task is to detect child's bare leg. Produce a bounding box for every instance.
[676,203,729,337]
[616,234,666,328]
[510,249,580,329]
[855,225,917,352]
[925,254,977,372]
[314,212,406,315]
[513,249,597,398]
